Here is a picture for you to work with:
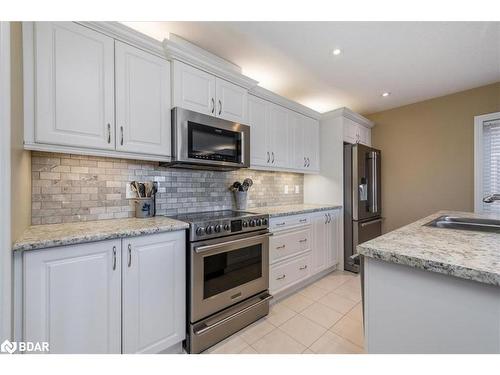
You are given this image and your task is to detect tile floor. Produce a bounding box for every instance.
[203,270,364,354]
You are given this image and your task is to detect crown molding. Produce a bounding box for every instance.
[78,22,166,58]
[249,86,321,120]
[321,107,374,128]
[162,38,258,90]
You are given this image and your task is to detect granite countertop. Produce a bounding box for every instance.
[252,204,342,218]
[357,211,500,286]
[12,216,189,252]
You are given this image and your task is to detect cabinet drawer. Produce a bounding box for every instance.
[270,227,311,264]
[270,253,311,294]
[270,214,310,231]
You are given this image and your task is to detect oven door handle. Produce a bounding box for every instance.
[193,293,273,336]
[194,232,272,254]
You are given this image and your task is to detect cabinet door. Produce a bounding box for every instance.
[268,103,290,168]
[23,240,121,354]
[311,212,329,274]
[122,231,186,354]
[115,42,171,156]
[326,210,341,267]
[215,78,248,123]
[34,22,115,149]
[343,118,358,144]
[248,95,271,167]
[172,60,216,116]
[358,125,371,146]
[290,112,305,170]
[304,116,320,172]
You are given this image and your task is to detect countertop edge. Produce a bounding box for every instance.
[264,205,343,218]
[12,223,189,252]
[358,244,500,287]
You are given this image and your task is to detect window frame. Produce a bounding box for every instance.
[474,111,500,213]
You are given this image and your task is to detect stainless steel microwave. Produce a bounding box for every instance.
[161,107,250,170]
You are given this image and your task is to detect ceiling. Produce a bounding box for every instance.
[123,22,500,115]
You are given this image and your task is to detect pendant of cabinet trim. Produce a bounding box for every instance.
[21,231,185,354]
[248,94,320,173]
[25,22,172,158]
[172,60,248,123]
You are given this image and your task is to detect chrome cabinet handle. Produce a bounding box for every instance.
[299,265,308,270]
[127,244,132,268]
[107,124,111,144]
[218,99,222,115]
[120,126,124,146]
[276,222,286,226]
[325,214,329,224]
[276,274,286,280]
[267,151,270,163]
[112,246,116,271]
[276,244,286,250]
[299,218,307,223]
[271,152,275,164]
[304,157,307,167]
[307,157,310,167]
[211,98,215,114]
[299,238,307,243]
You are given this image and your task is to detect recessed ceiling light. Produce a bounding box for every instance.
[332,48,342,56]
[381,92,391,97]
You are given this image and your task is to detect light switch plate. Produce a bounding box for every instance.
[295,185,300,194]
[284,185,289,194]
[125,183,134,199]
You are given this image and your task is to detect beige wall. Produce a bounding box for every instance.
[366,82,500,233]
[10,22,31,242]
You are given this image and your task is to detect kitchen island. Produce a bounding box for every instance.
[357,211,500,354]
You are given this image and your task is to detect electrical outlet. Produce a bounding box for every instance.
[295,185,300,194]
[125,182,135,199]
[284,185,289,194]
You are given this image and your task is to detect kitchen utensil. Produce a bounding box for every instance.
[134,197,155,218]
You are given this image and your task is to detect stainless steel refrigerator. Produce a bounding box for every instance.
[344,143,382,273]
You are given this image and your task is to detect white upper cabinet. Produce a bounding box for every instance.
[172,60,216,116]
[122,231,185,354]
[290,111,304,169]
[23,240,122,354]
[248,95,271,166]
[268,103,290,168]
[172,60,248,123]
[115,41,171,157]
[215,77,248,123]
[34,22,115,150]
[343,117,372,146]
[292,114,320,172]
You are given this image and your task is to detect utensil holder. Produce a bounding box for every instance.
[134,197,155,218]
[234,191,248,211]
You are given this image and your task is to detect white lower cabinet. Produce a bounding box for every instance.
[22,231,185,354]
[23,239,122,354]
[269,209,342,296]
[122,232,185,354]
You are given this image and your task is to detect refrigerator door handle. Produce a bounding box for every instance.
[370,151,378,213]
[360,218,383,227]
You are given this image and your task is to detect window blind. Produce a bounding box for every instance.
[482,119,500,212]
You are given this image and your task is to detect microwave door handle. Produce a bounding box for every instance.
[370,151,378,213]
[194,232,272,254]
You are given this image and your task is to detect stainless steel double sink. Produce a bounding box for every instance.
[425,215,500,234]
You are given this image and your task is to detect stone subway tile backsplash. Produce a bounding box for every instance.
[31,152,304,225]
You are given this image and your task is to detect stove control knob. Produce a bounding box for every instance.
[214,224,222,233]
[196,227,205,236]
[242,221,248,228]
[205,225,214,234]
[262,218,268,225]
[256,218,262,226]
[249,219,256,227]
[224,224,230,231]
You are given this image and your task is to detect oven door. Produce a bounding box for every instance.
[172,107,250,169]
[190,230,270,323]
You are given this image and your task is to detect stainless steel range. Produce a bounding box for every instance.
[170,210,272,354]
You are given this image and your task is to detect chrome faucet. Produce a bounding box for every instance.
[483,194,500,203]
